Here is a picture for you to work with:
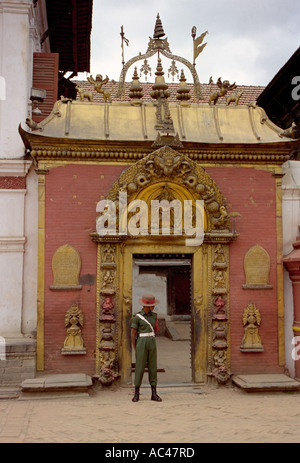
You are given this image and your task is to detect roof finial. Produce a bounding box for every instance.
[153,13,165,39]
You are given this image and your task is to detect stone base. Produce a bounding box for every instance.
[232,374,300,392]
[0,337,36,386]
[19,373,93,400]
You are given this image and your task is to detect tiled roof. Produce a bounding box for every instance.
[73,79,265,106]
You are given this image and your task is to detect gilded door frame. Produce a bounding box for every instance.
[91,145,237,386]
[92,234,234,387]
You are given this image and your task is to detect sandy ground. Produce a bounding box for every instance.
[0,385,299,443]
[0,330,299,444]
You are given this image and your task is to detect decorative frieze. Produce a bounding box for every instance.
[97,239,121,386]
[209,243,231,384]
[0,177,26,189]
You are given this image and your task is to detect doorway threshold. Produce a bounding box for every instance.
[140,382,200,388]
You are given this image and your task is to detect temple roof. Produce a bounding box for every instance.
[23,14,299,152]
[23,97,298,147]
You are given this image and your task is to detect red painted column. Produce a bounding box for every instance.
[283,226,300,380]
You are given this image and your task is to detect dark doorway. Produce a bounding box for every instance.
[132,254,192,385]
[168,267,191,318]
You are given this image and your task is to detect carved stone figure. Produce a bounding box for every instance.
[100,295,115,323]
[102,243,116,264]
[226,91,242,106]
[214,365,231,384]
[63,303,85,350]
[278,121,298,138]
[213,295,227,320]
[240,303,264,351]
[213,270,227,294]
[99,352,118,386]
[87,74,111,102]
[100,323,115,350]
[154,153,182,176]
[209,77,237,105]
[101,270,115,291]
[213,244,227,269]
[213,349,227,367]
[75,85,93,102]
[212,322,228,349]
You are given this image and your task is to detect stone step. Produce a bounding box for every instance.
[165,321,190,341]
[19,373,93,400]
[232,374,300,392]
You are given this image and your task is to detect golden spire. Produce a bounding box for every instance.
[176,70,191,102]
[153,13,165,39]
[129,67,143,103]
[151,57,170,99]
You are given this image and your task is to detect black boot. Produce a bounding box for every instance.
[132,386,140,402]
[151,385,162,402]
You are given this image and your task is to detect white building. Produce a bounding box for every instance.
[0,0,92,386]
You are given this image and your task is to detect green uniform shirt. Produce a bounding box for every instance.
[131,309,157,334]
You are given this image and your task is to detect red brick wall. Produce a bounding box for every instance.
[44,163,127,374]
[44,163,282,376]
[206,166,281,374]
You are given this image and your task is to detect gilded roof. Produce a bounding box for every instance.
[24,94,297,146]
[21,15,299,161]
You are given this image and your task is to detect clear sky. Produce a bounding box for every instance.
[82,0,300,87]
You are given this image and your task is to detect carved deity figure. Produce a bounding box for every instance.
[102,243,115,264]
[87,74,111,102]
[102,295,114,315]
[212,322,228,349]
[101,270,115,290]
[63,303,84,349]
[213,295,227,320]
[240,303,264,351]
[209,77,237,105]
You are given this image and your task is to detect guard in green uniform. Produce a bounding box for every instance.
[131,294,162,402]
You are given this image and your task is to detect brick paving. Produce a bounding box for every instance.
[0,334,299,444]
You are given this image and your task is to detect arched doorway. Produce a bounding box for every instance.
[91,146,238,386]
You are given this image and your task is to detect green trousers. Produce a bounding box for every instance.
[134,336,157,387]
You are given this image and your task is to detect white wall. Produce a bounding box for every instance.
[0,1,32,159]
[0,185,27,334]
[22,167,38,334]
[282,160,300,377]
[0,1,47,337]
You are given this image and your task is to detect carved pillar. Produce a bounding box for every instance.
[208,242,231,385]
[283,225,300,380]
[91,234,126,386]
